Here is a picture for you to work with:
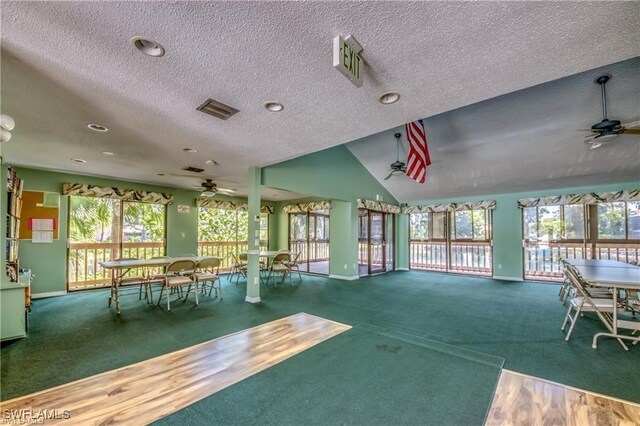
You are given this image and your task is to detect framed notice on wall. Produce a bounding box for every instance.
[19,191,60,240]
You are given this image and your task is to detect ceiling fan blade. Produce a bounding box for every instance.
[384,172,394,180]
[624,128,640,135]
[217,188,235,194]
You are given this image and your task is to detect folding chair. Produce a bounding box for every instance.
[194,257,222,298]
[286,252,303,282]
[235,252,249,284]
[265,252,291,287]
[141,256,171,303]
[156,259,197,311]
[561,263,627,348]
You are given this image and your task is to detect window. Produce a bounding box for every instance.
[597,202,625,239]
[67,196,166,290]
[197,208,269,271]
[523,201,639,281]
[409,213,429,240]
[409,208,493,276]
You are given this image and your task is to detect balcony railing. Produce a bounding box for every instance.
[524,241,640,281]
[67,242,165,290]
[288,240,329,263]
[197,241,268,272]
[409,240,492,276]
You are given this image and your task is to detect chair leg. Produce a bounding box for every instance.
[565,304,582,341]
[561,303,573,331]
[156,285,165,307]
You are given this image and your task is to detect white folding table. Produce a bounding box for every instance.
[100,256,218,314]
[571,262,640,350]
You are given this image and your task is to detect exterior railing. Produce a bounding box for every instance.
[409,240,492,276]
[524,241,640,281]
[67,242,165,290]
[288,240,329,263]
[197,241,268,272]
[358,239,387,269]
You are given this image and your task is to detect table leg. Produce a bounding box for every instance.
[592,285,629,350]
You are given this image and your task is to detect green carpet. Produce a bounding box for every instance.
[156,327,502,425]
[1,271,639,421]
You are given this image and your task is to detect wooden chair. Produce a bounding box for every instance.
[156,259,197,311]
[265,252,291,287]
[194,257,222,298]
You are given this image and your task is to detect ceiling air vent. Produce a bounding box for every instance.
[196,98,239,120]
[182,166,205,173]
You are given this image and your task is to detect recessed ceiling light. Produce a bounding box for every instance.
[183,148,197,153]
[87,123,108,132]
[264,101,284,112]
[72,158,86,163]
[206,159,219,166]
[156,173,165,176]
[101,151,115,156]
[378,92,400,105]
[131,36,165,57]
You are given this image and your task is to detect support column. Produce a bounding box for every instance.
[246,166,262,303]
[396,212,409,270]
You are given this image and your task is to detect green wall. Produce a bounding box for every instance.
[405,180,640,280]
[8,167,275,294]
[262,145,397,203]
[262,145,400,278]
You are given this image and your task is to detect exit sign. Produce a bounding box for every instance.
[333,35,363,88]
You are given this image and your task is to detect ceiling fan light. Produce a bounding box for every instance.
[595,132,619,143]
[0,129,12,143]
[589,142,602,150]
[201,190,216,198]
[0,114,15,131]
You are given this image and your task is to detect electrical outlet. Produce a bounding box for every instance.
[344,264,347,270]
[254,277,259,285]
[498,264,502,270]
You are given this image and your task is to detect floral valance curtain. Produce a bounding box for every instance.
[404,200,496,214]
[196,198,275,214]
[282,200,331,214]
[357,199,401,214]
[62,183,173,205]
[517,189,640,208]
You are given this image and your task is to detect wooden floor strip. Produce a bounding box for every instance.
[0,312,351,425]
[486,369,640,426]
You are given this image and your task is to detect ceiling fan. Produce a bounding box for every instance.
[384,133,407,180]
[582,74,640,149]
[196,179,235,197]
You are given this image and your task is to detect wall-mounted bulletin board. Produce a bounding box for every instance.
[19,191,60,241]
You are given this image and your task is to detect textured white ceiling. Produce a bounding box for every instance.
[347,57,640,202]
[1,1,639,200]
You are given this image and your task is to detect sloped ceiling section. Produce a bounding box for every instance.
[1,2,639,198]
[347,57,640,202]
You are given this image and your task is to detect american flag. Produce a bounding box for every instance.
[405,119,431,184]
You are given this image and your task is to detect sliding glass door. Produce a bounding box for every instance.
[358,209,395,275]
[409,209,493,276]
[67,196,166,290]
[288,211,330,275]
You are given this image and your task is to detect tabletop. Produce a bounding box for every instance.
[100,256,219,269]
[564,259,638,269]
[574,264,640,289]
